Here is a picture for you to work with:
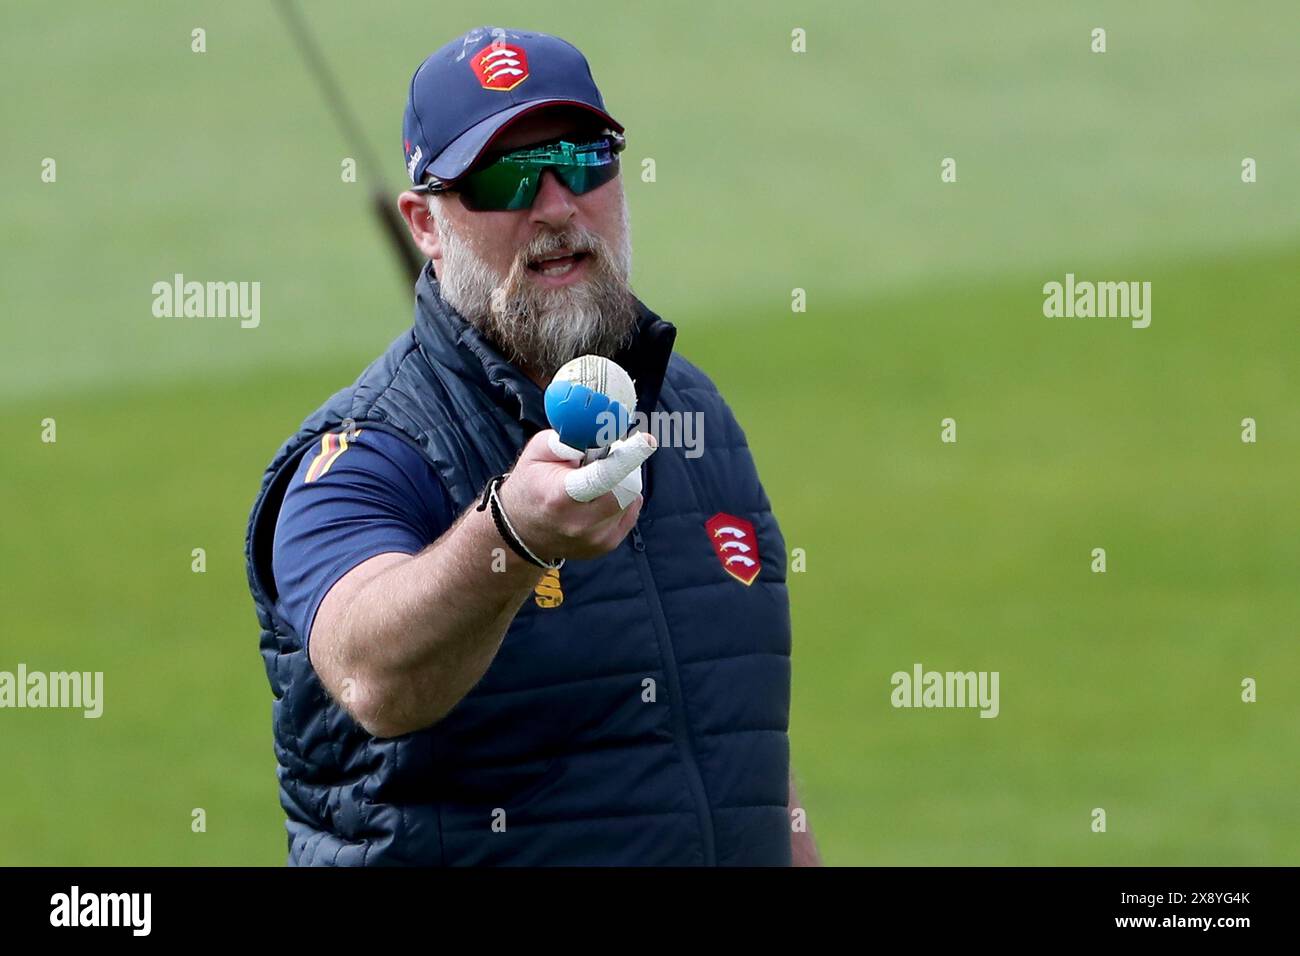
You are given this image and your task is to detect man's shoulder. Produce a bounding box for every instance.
[291,425,431,488]
[273,425,451,558]
[271,328,440,467]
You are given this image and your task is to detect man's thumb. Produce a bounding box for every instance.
[527,428,586,463]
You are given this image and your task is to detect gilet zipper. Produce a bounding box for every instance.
[629,522,717,864]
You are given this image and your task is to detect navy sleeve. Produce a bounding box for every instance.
[271,427,456,648]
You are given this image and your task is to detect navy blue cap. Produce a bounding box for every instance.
[402,26,623,185]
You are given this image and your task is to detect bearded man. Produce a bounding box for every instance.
[244,25,820,866]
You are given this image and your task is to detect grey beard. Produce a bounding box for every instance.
[431,202,639,380]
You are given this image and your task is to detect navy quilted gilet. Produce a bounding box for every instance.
[244,265,792,865]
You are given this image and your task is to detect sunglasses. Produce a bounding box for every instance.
[414,131,625,212]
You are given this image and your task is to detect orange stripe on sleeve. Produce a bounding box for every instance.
[304,433,336,483]
[315,431,352,481]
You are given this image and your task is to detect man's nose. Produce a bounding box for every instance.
[529,169,577,228]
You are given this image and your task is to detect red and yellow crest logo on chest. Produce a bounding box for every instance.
[705,512,761,586]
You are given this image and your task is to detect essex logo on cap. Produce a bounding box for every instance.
[705,513,761,586]
[471,41,529,91]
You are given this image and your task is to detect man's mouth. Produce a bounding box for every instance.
[526,250,590,278]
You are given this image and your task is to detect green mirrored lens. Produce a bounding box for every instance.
[461,162,542,211]
[458,138,620,211]
[555,156,620,196]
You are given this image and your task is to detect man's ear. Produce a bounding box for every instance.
[397,190,442,263]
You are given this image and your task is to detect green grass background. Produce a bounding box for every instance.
[1,1,1296,864]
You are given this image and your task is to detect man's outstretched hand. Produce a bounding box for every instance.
[496,428,657,561]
